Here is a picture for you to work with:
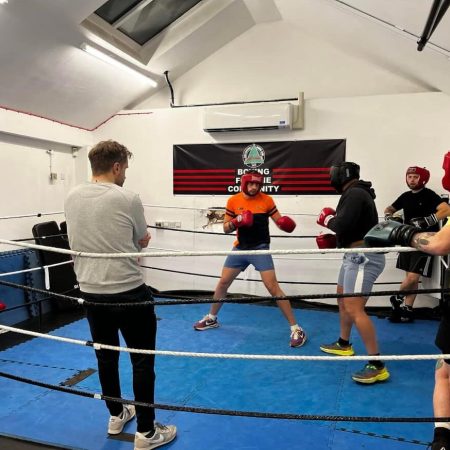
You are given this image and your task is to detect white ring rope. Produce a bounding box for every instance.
[143,204,398,220]
[0,211,64,220]
[0,324,446,362]
[0,238,416,259]
[0,260,72,278]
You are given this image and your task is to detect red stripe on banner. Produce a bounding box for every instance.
[174,181,232,186]
[273,174,330,179]
[174,169,235,174]
[273,180,332,185]
[272,167,330,172]
[174,187,226,191]
[280,187,335,191]
[174,175,235,180]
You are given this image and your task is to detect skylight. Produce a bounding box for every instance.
[94,0,203,45]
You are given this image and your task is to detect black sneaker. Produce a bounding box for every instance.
[430,427,450,450]
[399,305,414,323]
[389,295,403,323]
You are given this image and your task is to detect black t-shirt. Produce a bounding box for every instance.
[328,180,379,248]
[391,188,443,231]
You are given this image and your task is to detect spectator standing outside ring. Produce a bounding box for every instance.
[193,170,307,348]
[364,152,450,450]
[384,166,450,323]
[64,140,176,450]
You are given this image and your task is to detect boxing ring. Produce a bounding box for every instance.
[0,209,447,449]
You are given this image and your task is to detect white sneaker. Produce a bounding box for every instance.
[108,404,136,435]
[134,423,177,449]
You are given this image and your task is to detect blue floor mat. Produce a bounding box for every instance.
[0,302,438,449]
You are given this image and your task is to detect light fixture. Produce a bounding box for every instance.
[0,0,9,5]
[80,43,157,87]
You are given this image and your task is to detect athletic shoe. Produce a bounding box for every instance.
[193,315,219,331]
[320,341,355,356]
[399,305,414,323]
[134,423,177,450]
[390,294,403,310]
[430,427,450,450]
[351,364,390,384]
[108,404,135,435]
[290,327,307,347]
[389,295,404,322]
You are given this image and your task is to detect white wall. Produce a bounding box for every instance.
[0,110,92,251]
[92,91,450,307]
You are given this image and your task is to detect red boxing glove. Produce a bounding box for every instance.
[316,233,337,249]
[230,210,254,229]
[317,207,336,228]
[276,216,296,233]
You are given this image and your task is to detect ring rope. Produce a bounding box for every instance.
[0,211,64,220]
[148,225,316,239]
[0,260,72,278]
[140,265,401,286]
[0,370,444,423]
[0,277,444,308]
[0,324,447,362]
[0,238,416,258]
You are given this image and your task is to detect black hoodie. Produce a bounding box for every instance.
[327,180,379,248]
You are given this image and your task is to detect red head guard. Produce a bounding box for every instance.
[442,152,450,192]
[241,172,263,195]
[406,166,430,190]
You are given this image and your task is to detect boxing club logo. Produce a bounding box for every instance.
[242,144,265,168]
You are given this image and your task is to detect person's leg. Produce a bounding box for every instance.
[337,285,354,341]
[320,257,355,355]
[259,269,297,325]
[259,268,306,347]
[210,266,242,315]
[85,302,123,417]
[340,296,378,354]
[120,293,156,433]
[432,361,450,448]
[401,272,421,308]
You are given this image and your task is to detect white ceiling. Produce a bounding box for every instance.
[0,0,448,129]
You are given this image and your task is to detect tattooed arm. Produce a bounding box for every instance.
[411,226,450,256]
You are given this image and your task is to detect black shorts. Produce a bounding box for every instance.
[396,251,433,277]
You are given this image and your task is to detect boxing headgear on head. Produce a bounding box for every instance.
[442,153,450,192]
[241,171,264,195]
[406,166,430,190]
[329,162,360,194]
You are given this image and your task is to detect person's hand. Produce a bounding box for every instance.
[317,207,336,228]
[410,214,438,230]
[364,221,419,247]
[276,216,296,233]
[230,210,254,229]
[316,233,337,249]
[385,214,403,224]
[138,232,151,248]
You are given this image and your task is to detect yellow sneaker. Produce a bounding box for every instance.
[351,364,390,384]
[320,341,355,356]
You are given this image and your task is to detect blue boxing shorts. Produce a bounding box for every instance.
[223,243,274,272]
[337,251,385,297]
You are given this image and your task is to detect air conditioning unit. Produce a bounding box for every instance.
[203,103,293,132]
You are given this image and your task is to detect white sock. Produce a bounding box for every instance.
[290,324,300,332]
[208,314,217,320]
[435,422,450,430]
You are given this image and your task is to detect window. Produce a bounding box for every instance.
[94,0,203,45]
